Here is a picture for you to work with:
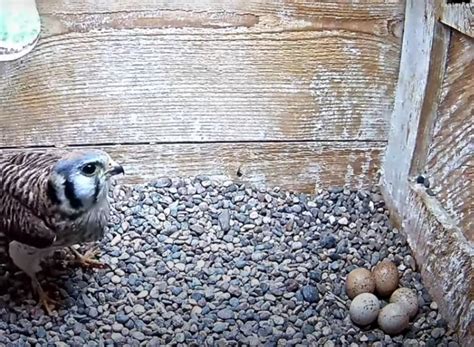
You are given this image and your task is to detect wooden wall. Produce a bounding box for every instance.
[425,31,473,242]
[381,1,473,343]
[0,0,405,192]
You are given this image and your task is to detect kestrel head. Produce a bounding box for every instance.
[47,149,124,215]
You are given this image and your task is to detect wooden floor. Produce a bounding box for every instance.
[0,0,405,192]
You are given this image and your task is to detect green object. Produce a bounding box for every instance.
[0,0,40,61]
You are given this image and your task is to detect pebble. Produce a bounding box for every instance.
[111,275,121,284]
[217,308,235,320]
[213,322,229,333]
[292,241,303,250]
[131,331,145,341]
[301,285,319,303]
[272,315,285,325]
[252,252,266,262]
[286,279,299,292]
[0,180,457,346]
[338,217,349,225]
[320,234,337,249]
[218,209,231,232]
[88,308,98,318]
[133,305,146,316]
[431,328,445,338]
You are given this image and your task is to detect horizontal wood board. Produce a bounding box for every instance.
[425,31,473,242]
[0,142,384,193]
[36,0,405,15]
[0,0,404,147]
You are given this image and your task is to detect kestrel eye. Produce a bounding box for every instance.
[81,163,97,176]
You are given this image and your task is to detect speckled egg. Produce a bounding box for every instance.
[345,268,375,299]
[372,260,399,297]
[349,293,380,326]
[390,287,419,319]
[377,303,410,335]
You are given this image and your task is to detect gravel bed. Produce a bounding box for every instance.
[0,177,459,346]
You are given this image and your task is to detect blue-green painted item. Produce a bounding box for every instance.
[0,0,41,61]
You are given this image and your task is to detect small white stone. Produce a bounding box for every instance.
[175,263,186,271]
[111,275,121,284]
[121,221,129,231]
[158,213,166,221]
[249,211,259,219]
[338,217,349,225]
[110,234,122,246]
[137,290,148,299]
[196,260,205,269]
[369,201,375,211]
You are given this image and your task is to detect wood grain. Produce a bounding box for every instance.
[37,1,404,37]
[440,3,474,38]
[1,142,383,194]
[381,1,472,342]
[409,21,450,175]
[405,184,474,345]
[36,1,404,18]
[382,0,443,206]
[0,1,403,147]
[426,31,473,241]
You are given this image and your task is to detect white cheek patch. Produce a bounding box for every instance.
[50,172,99,213]
[73,173,98,203]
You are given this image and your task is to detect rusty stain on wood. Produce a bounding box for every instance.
[425,31,474,241]
[0,142,384,194]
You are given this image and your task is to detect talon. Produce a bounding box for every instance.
[69,246,108,269]
[32,279,59,315]
[39,290,59,315]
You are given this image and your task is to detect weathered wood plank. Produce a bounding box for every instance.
[0,1,403,147]
[406,183,473,343]
[381,0,472,343]
[440,3,474,38]
[36,1,405,48]
[425,31,474,241]
[382,0,444,204]
[36,0,404,18]
[409,21,451,175]
[1,142,384,193]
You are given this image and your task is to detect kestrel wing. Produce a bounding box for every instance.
[2,197,57,249]
[0,152,59,248]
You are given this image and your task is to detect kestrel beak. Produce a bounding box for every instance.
[105,160,124,177]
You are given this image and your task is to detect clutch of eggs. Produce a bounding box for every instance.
[346,260,419,335]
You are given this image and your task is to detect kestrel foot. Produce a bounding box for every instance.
[32,277,60,315]
[69,246,108,269]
